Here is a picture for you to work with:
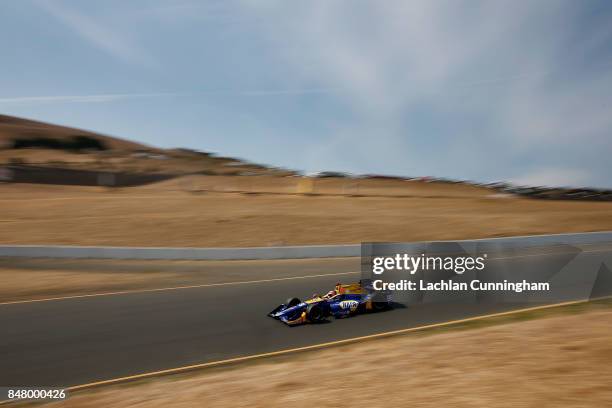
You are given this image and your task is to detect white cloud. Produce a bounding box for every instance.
[238,1,612,185]
[511,168,591,188]
[0,93,180,107]
[0,89,334,108]
[37,0,154,66]
[12,1,610,187]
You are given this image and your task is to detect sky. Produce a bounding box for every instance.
[1,0,611,187]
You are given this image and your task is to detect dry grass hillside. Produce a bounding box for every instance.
[1,114,611,247]
[1,182,611,247]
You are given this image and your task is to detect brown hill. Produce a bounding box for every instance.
[0,114,149,151]
[0,114,291,176]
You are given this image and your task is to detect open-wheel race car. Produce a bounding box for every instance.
[268,280,392,326]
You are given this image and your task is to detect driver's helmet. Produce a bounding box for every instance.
[325,290,336,298]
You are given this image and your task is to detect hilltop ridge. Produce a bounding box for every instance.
[0,114,290,176]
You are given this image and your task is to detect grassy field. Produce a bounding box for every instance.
[1,181,612,247]
[33,299,612,408]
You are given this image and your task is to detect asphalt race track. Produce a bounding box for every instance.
[1,246,611,388]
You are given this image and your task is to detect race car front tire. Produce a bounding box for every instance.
[306,304,326,322]
[286,297,301,307]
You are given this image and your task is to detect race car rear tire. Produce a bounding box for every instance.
[306,304,325,322]
[286,297,301,307]
[372,295,390,311]
[373,301,388,311]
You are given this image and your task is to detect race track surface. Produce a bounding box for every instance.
[1,247,610,388]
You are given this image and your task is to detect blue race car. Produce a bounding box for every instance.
[268,280,392,326]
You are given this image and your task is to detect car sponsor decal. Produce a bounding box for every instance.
[339,300,359,312]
